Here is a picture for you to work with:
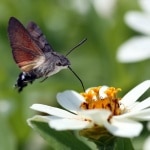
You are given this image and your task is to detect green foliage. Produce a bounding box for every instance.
[115,138,134,150]
[29,120,93,150]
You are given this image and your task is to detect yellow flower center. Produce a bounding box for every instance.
[80,86,122,116]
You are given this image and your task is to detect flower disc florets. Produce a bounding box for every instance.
[80,86,122,116]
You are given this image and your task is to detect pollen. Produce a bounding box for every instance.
[80,86,122,116]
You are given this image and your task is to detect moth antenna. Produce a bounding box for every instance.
[68,66,85,91]
[65,38,87,56]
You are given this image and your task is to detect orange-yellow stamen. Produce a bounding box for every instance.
[80,86,122,116]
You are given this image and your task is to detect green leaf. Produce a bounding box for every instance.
[115,138,134,150]
[29,119,92,150]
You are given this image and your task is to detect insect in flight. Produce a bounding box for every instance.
[8,17,86,92]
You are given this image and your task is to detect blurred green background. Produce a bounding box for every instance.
[0,0,149,150]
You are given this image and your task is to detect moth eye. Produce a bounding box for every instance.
[56,62,62,66]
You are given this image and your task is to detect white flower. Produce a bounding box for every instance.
[117,0,150,63]
[28,80,150,138]
[92,0,117,18]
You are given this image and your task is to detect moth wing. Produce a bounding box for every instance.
[8,17,45,72]
[27,21,54,53]
[12,47,45,72]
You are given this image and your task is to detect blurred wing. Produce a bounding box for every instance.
[8,17,45,72]
[27,21,54,53]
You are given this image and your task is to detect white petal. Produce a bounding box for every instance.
[49,117,90,130]
[30,104,76,118]
[99,86,108,99]
[120,80,150,107]
[124,108,150,120]
[117,36,150,63]
[93,0,116,18]
[79,109,111,126]
[139,0,150,13]
[114,108,150,121]
[27,115,51,127]
[130,109,150,120]
[126,102,140,111]
[143,136,150,150]
[57,90,85,113]
[104,118,143,137]
[130,97,150,111]
[125,11,150,35]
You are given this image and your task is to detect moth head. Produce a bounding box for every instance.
[55,55,70,67]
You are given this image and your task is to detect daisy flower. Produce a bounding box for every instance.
[117,0,150,63]
[28,80,150,139]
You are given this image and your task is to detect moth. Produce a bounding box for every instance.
[8,17,86,92]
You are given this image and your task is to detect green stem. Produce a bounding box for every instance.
[94,136,116,150]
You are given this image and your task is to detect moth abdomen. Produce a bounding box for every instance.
[15,72,37,92]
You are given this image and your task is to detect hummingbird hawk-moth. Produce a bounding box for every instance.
[8,17,86,92]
